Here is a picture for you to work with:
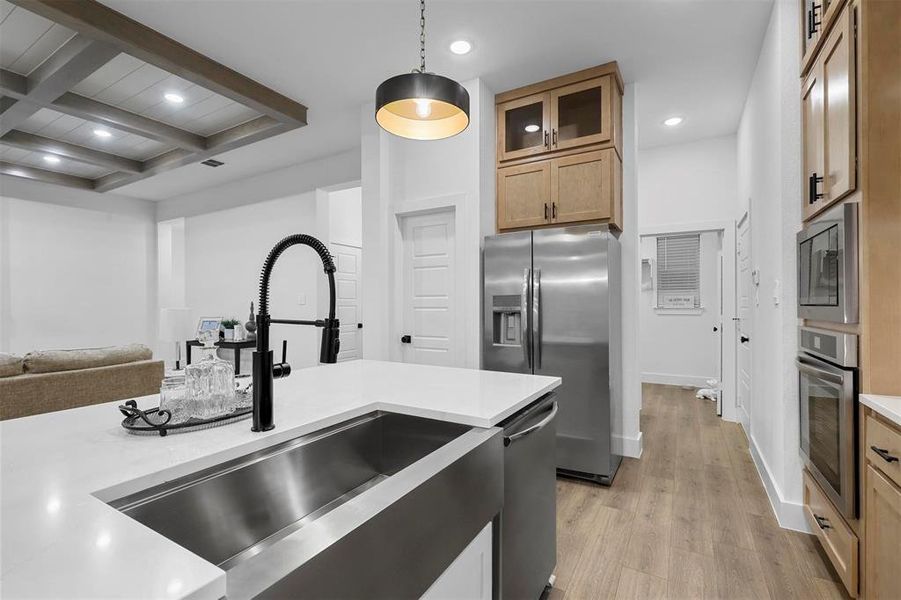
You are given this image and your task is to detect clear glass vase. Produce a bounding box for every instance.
[186,333,236,419]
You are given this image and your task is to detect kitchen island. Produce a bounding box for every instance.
[0,360,559,599]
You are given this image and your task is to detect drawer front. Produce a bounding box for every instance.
[803,470,858,596]
[866,415,901,488]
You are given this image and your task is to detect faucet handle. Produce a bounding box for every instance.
[281,339,288,364]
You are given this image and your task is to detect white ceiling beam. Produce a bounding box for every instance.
[1,129,142,173]
[0,160,94,189]
[0,35,119,135]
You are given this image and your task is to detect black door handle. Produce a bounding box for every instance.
[808,173,824,204]
[357,323,363,329]
[813,514,831,530]
[871,446,900,463]
[741,336,750,343]
[713,326,719,332]
[400,334,412,344]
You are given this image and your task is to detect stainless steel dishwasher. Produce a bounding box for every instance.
[495,393,558,599]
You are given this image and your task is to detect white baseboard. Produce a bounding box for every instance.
[749,435,811,533]
[640,372,712,388]
[613,431,643,459]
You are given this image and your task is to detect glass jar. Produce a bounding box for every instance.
[186,333,236,419]
[159,373,188,424]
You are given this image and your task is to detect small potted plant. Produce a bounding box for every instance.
[221,319,241,341]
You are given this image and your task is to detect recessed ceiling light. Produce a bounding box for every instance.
[43,155,60,164]
[524,124,540,133]
[663,116,683,127]
[449,40,472,55]
[164,92,185,104]
[93,129,112,139]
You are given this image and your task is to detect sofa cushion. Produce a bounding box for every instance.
[23,344,152,374]
[0,353,24,378]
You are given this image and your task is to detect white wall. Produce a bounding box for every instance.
[327,187,362,248]
[735,0,805,532]
[0,179,156,355]
[639,231,722,386]
[638,134,738,228]
[361,78,493,370]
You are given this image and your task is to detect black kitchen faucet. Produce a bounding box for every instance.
[252,234,339,432]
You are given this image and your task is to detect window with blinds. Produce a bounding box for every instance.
[656,234,701,308]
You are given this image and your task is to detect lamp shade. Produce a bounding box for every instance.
[375,72,470,140]
[159,307,192,341]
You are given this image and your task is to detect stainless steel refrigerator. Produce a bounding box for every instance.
[483,224,622,484]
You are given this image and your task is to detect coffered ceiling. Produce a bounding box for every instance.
[0,0,308,192]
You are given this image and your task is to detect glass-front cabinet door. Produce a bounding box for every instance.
[497,93,550,162]
[550,76,613,151]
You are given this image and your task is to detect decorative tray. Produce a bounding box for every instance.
[118,395,252,437]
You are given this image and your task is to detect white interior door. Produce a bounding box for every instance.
[331,243,362,362]
[736,213,752,431]
[716,246,724,416]
[399,210,457,366]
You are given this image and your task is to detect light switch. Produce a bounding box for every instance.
[298,293,307,306]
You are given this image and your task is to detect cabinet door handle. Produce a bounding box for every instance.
[811,2,822,34]
[552,202,557,219]
[544,202,549,220]
[807,8,813,39]
[813,514,831,530]
[552,129,558,147]
[871,446,900,463]
[808,173,824,204]
[544,130,549,148]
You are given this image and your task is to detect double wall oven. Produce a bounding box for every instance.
[797,202,859,519]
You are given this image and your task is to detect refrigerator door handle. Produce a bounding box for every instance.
[521,268,532,370]
[533,267,542,370]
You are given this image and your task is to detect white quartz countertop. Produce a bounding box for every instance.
[861,393,901,429]
[0,360,559,599]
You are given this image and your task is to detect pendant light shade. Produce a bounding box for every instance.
[374,0,470,140]
[375,72,470,140]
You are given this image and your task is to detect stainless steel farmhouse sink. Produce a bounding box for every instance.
[108,412,503,599]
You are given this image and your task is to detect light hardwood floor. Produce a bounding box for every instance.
[549,383,849,600]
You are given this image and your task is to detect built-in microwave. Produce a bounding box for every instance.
[797,202,858,324]
[797,326,858,519]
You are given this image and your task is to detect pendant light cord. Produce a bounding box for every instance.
[419,0,426,73]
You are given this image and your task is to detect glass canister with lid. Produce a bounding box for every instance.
[185,330,236,419]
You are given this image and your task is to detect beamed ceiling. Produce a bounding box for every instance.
[0,0,307,192]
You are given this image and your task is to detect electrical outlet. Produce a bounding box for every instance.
[773,279,781,306]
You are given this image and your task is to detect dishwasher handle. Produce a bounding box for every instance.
[504,401,558,447]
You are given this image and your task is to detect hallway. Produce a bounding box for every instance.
[551,384,848,599]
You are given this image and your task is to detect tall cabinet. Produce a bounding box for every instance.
[798,0,901,598]
[495,63,623,232]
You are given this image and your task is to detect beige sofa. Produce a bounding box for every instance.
[0,345,164,421]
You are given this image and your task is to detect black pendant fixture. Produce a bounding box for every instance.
[375,0,470,140]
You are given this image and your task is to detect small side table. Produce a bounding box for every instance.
[186,339,256,375]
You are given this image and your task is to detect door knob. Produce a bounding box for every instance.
[741,335,750,343]
[357,323,363,329]
[400,334,412,344]
[713,326,719,332]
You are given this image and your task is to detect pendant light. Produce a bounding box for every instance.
[375,0,470,140]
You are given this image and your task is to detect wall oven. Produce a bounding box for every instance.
[797,326,858,518]
[797,202,858,324]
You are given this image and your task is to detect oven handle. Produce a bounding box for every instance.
[795,358,846,384]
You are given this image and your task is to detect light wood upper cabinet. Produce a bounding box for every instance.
[549,76,613,152]
[551,149,618,227]
[801,3,855,221]
[800,0,846,76]
[497,93,550,162]
[865,464,901,600]
[495,62,624,232]
[497,162,551,230]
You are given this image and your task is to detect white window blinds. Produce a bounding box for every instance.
[656,234,701,308]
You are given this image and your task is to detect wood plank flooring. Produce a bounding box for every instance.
[550,383,849,600]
